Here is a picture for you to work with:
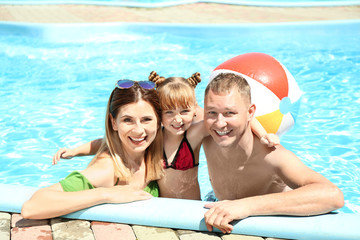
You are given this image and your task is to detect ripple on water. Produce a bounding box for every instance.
[0,25,359,213]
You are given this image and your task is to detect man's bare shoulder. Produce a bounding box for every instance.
[202,136,219,152]
[262,144,298,161]
[202,135,215,146]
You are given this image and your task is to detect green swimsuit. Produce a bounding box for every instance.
[59,171,159,197]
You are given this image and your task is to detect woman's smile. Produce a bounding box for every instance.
[112,100,158,153]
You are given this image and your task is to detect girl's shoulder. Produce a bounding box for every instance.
[188,120,207,136]
[187,120,208,147]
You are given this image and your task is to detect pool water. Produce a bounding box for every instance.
[0,21,359,213]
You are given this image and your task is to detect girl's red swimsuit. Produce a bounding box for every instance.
[163,131,198,171]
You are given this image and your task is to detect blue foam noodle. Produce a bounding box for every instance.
[0,183,359,240]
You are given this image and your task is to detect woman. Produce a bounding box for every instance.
[21,80,164,219]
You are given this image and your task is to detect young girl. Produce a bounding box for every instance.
[53,72,279,200]
[22,80,163,219]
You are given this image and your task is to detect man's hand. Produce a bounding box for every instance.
[204,200,250,234]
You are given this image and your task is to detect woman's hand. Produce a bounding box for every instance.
[103,185,152,204]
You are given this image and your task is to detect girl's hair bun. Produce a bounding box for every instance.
[187,72,201,88]
[149,71,166,87]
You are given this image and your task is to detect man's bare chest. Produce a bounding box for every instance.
[208,159,279,200]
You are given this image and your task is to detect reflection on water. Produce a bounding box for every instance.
[0,22,359,213]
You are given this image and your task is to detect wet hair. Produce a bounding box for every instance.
[91,82,163,183]
[148,71,201,110]
[205,73,251,105]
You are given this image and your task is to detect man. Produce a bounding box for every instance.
[202,73,344,233]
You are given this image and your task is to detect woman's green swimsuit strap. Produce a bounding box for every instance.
[59,171,159,197]
[144,180,159,197]
[60,171,94,192]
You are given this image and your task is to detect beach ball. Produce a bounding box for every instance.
[209,52,302,136]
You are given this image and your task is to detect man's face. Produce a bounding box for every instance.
[204,89,253,148]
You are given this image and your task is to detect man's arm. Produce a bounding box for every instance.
[204,145,344,233]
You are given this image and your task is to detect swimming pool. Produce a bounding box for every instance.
[1,0,359,7]
[0,20,359,214]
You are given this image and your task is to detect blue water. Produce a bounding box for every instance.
[0,21,359,214]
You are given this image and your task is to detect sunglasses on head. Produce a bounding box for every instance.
[115,79,156,90]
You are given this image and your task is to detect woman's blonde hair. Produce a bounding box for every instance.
[91,82,163,183]
[148,71,201,110]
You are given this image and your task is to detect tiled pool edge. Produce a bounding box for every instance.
[0,211,285,240]
[0,0,359,8]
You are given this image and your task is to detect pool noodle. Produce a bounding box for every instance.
[0,183,359,239]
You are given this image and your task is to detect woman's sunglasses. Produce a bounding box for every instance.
[115,79,155,90]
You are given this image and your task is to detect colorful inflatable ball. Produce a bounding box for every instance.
[209,52,302,136]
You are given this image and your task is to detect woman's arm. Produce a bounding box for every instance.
[21,183,151,219]
[22,183,107,219]
[23,156,151,219]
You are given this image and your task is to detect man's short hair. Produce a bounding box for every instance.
[205,73,251,104]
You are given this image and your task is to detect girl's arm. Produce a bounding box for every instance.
[250,118,280,147]
[52,138,103,165]
[190,116,279,148]
[193,105,204,123]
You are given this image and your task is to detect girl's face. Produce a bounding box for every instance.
[162,105,196,136]
[111,100,158,154]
